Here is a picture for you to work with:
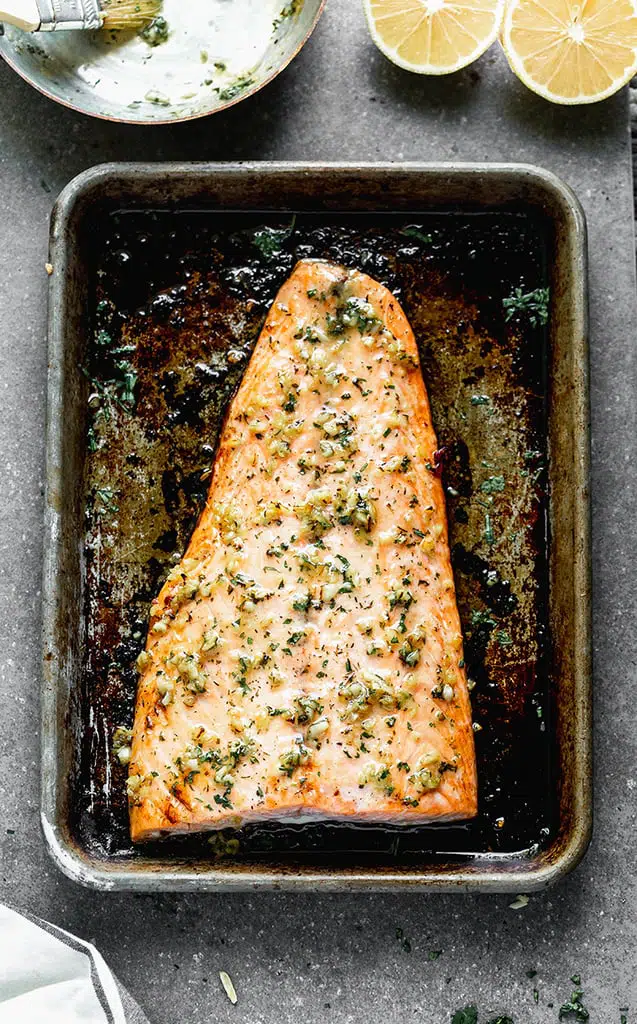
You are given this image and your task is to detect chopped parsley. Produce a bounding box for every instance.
[400,225,433,245]
[207,831,240,858]
[559,988,589,1022]
[483,513,495,546]
[251,217,296,258]
[94,486,119,516]
[480,475,505,494]
[503,286,550,328]
[273,0,301,31]
[452,1008,478,1024]
[139,15,169,47]
[216,75,255,103]
[327,296,382,336]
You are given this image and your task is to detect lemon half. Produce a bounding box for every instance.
[364,0,506,75]
[501,0,637,105]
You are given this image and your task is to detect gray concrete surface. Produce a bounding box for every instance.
[1,3,636,1022]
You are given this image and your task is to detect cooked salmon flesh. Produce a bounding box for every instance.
[128,259,477,841]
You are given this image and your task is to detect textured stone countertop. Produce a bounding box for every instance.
[1,3,636,1022]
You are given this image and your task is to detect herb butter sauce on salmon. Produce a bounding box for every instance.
[128,259,477,841]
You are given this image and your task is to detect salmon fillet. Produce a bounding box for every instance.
[128,259,477,841]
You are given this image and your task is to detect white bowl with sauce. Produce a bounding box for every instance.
[0,0,326,124]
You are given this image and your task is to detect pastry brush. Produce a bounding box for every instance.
[0,0,161,32]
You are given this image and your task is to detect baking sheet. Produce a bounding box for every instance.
[42,164,591,890]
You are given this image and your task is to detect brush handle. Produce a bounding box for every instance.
[0,0,41,30]
[0,0,101,30]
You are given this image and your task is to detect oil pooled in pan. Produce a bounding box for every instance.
[78,210,552,866]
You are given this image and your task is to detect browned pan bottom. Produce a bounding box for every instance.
[78,209,553,868]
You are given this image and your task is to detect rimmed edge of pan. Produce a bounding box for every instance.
[42,161,591,892]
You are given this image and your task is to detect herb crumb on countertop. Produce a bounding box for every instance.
[451,1007,478,1024]
[559,982,590,1021]
[219,970,238,1005]
[452,1010,515,1024]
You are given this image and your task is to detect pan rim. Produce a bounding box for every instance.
[43,161,591,892]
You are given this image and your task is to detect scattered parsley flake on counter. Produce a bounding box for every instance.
[395,927,411,952]
[508,894,529,910]
[452,1006,478,1024]
[219,970,238,1005]
[427,949,442,961]
[559,987,589,1021]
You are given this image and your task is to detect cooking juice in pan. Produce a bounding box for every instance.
[78,210,551,866]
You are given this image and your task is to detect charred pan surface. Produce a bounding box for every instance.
[78,211,550,865]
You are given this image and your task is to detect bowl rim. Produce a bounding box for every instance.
[0,0,327,125]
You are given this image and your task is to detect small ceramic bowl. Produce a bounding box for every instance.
[0,0,326,124]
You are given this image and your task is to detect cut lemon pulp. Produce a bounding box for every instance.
[363,0,505,74]
[501,0,637,105]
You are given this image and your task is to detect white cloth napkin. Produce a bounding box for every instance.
[0,905,149,1024]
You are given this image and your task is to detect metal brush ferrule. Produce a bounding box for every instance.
[37,0,102,30]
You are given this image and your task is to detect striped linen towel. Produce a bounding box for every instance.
[0,904,150,1024]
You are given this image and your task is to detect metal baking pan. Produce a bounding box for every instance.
[42,162,591,892]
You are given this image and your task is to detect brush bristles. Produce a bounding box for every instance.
[100,0,162,30]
